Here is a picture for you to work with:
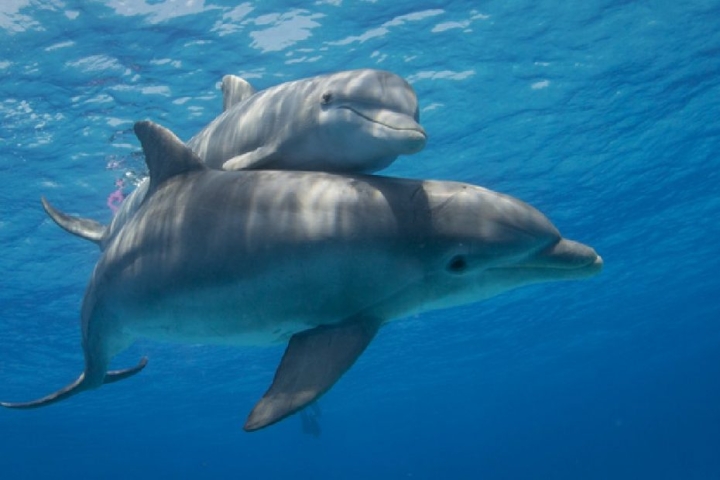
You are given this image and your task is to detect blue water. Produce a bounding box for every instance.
[2,1,719,478]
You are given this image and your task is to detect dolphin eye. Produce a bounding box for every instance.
[321,92,333,105]
[446,255,468,274]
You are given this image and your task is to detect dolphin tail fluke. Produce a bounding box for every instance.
[104,357,148,384]
[41,196,105,245]
[244,317,381,432]
[1,372,90,409]
[0,357,148,409]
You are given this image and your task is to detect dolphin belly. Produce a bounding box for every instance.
[110,244,419,346]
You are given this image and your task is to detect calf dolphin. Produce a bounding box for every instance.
[191,68,427,172]
[3,122,602,432]
[42,69,427,248]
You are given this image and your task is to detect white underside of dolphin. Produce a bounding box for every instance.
[42,69,427,250]
[3,121,602,432]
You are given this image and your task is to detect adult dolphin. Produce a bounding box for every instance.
[2,122,602,432]
[42,69,427,248]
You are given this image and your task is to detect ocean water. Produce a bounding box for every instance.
[1,0,719,478]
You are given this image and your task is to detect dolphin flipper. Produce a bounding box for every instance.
[41,197,105,245]
[0,357,148,409]
[221,146,280,171]
[244,317,382,432]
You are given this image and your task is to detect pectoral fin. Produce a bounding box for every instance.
[244,317,382,432]
[221,146,280,171]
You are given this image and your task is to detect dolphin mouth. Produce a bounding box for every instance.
[340,105,427,148]
[530,239,603,271]
[501,238,603,280]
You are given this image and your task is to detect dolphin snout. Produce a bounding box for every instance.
[353,106,427,155]
[349,106,427,139]
[403,126,428,153]
[523,238,603,275]
[543,239,600,267]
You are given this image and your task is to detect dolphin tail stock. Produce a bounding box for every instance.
[41,196,105,245]
[0,357,148,409]
[244,316,382,432]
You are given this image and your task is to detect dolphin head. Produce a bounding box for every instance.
[405,181,603,312]
[315,69,427,172]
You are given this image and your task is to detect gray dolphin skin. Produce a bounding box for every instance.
[42,69,427,249]
[2,121,602,432]
[191,68,427,172]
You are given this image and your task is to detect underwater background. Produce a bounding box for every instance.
[1,0,719,478]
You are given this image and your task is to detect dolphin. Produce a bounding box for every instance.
[2,121,602,432]
[42,69,427,249]
[191,68,427,172]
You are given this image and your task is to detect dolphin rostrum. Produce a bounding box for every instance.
[42,69,427,249]
[3,121,602,431]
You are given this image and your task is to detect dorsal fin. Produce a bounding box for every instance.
[221,74,256,111]
[133,121,207,197]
